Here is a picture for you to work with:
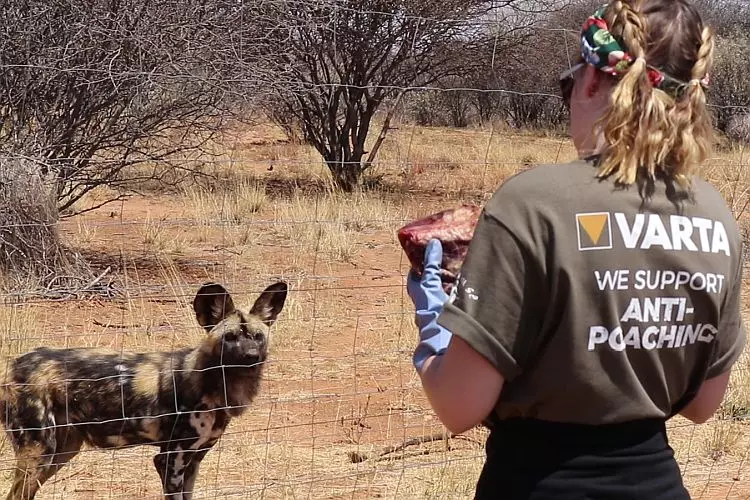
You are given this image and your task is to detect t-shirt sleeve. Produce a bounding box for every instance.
[707,257,747,379]
[436,209,546,382]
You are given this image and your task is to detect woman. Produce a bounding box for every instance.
[406,1,746,499]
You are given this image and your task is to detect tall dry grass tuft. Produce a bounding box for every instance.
[271,190,403,263]
[154,256,208,348]
[183,178,267,244]
[0,303,39,488]
[717,347,750,421]
[0,304,36,359]
[185,178,267,223]
[700,420,744,460]
[140,212,167,248]
[71,218,99,247]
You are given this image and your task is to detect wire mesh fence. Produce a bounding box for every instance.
[0,127,749,499]
[2,1,750,498]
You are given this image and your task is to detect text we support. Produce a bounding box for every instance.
[594,269,725,294]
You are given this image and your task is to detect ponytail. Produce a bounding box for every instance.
[583,0,715,188]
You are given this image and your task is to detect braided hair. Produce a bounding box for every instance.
[594,0,714,188]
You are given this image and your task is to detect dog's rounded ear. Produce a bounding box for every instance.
[249,281,288,327]
[193,283,236,332]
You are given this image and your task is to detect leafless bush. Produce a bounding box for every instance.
[706,32,750,134]
[398,1,589,130]
[0,0,277,216]
[0,0,286,290]
[406,90,478,128]
[417,0,750,133]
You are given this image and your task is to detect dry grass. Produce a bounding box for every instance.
[184,178,267,224]
[0,304,39,487]
[136,212,187,255]
[2,122,750,499]
[70,219,99,248]
[139,212,168,249]
[182,175,269,246]
[0,303,37,359]
[718,347,750,420]
[269,190,404,265]
[370,122,578,196]
[704,144,750,220]
[700,420,745,460]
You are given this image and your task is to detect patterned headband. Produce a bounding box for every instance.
[580,5,709,97]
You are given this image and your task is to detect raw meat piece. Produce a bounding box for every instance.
[397,204,481,294]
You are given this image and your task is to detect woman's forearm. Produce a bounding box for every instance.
[416,335,505,434]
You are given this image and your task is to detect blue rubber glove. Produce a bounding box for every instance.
[406,239,454,372]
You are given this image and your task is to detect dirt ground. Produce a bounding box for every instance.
[2,122,750,498]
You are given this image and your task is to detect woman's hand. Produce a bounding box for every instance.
[406,239,453,372]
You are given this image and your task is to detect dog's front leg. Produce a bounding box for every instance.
[153,446,207,500]
[153,445,188,500]
[181,449,209,500]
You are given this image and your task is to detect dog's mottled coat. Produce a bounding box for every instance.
[0,281,288,500]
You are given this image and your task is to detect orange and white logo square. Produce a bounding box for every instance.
[576,212,612,251]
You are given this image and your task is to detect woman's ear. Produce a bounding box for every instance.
[582,64,602,98]
[574,64,616,116]
[569,64,614,158]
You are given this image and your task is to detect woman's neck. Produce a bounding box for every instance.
[578,125,608,159]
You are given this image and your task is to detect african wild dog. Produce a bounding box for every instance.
[0,280,288,500]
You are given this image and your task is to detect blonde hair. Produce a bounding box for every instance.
[594,0,715,188]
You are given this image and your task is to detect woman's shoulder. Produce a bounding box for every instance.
[482,162,741,243]
[689,174,735,207]
[484,160,598,214]
[494,160,600,197]
[504,159,594,185]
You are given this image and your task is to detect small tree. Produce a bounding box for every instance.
[489,0,598,130]
[0,0,282,290]
[264,0,535,191]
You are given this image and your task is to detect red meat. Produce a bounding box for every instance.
[397,204,481,293]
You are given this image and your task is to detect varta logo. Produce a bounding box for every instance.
[576,212,612,250]
[576,212,731,256]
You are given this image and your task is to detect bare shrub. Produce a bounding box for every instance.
[0,157,97,296]
[726,114,750,144]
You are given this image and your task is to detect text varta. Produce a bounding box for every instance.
[614,213,730,256]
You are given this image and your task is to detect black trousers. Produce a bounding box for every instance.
[474,418,691,500]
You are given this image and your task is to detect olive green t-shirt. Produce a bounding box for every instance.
[437,159,747,425]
